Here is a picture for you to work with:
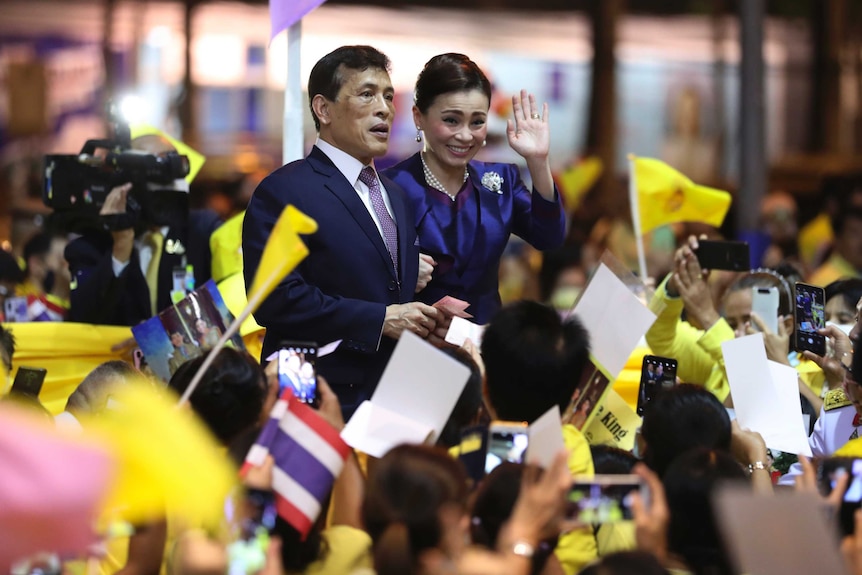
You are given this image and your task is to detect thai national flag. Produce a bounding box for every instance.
[242,389,350,537]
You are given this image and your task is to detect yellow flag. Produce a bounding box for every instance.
[558,156,603,213]
[84,382,237,528]
[632,157,731,235]
[837,437,862,457]
[248,205,318,307]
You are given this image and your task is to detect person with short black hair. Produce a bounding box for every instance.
[481,300,596,573]
[243,45,439,417]
[639,384,732,478]
[167,347,268,446]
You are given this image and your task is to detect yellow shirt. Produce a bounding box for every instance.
[303,525,372,575]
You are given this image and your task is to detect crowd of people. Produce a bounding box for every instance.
[5,41,862,575]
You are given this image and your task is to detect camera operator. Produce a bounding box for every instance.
[63,133,222,326]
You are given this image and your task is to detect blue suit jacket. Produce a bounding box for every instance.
[243,146,420,410]
[383,153,564,324]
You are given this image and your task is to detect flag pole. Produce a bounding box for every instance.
[628,154,648,283]
[283,21,303,165]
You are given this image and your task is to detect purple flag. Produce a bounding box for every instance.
[269,0,327,41]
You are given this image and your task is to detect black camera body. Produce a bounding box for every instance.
[43,129,191,230]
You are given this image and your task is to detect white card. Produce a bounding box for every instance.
[525,406,566,468]
[340,401,434,458]
[722,334,812,457]
[572,263,656,377]
[444,316,486,347]
[341,331,470,454]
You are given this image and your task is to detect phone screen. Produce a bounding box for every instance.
[637,355,678,416]
[818,457,862,535]
[695,240,750,272]
[794,283,826,356]
[278,342,318,406]
[226,489,277,574]
[485,424,528,474]
[11,367,47,398]
[567,475,647,523]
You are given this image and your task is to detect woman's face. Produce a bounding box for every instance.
[414,89,490,172]
[825,296,856,326]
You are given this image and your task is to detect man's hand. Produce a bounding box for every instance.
[101,183,135,264]
[416,254,436,293]
[672,238,720,330]
[383,302,440,339]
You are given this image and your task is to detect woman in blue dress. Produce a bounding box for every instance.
[383,53,565,325]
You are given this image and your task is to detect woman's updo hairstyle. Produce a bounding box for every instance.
[414,53,492,114]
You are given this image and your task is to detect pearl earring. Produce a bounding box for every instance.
[482,140,487,147]
[415,128,422,143]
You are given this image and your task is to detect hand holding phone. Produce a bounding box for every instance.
[637,356,677,416]
[817,457,862,535]
[485,421,528,474]
[750,287,779,334]
[566,474,648,524]
[794,283,826,356]
[277,341,318,407]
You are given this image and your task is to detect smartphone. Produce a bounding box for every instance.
[695,240,750,272]
[226,488,277,574]
[567,474,648,523]
[485,421,529,475]
[794,282,826,356]
[277,341,318,406]
[10,366,47,398]
[751,286,779,334]
[817,457,862,535]
[637,355,678,416]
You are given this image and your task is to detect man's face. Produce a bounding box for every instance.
[844,372,862,416]
[319,66,394,165]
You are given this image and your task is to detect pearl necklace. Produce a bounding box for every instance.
[420,152,468,202]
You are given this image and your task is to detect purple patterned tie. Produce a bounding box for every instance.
[359,166,399,274]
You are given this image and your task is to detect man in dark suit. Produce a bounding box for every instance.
[242,45,440,415]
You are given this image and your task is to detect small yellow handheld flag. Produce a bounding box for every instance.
[558,156,603,213]
[248,204,318,306]
[632,157,731,235]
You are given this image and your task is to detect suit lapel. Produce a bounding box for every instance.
[308,147,397,281]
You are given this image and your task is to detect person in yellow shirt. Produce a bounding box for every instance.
[480,300,597,574]
[646,236,823,411]
[809,190,862,287]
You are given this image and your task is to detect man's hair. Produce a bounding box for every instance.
[307,45,391,131]
[168,347,266,445]
[0,325,14,374]
[640,384,732,477]
[22,232,53,272]
[0,249,24,285]
[65,360,139,416]
[481,301,590,424]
